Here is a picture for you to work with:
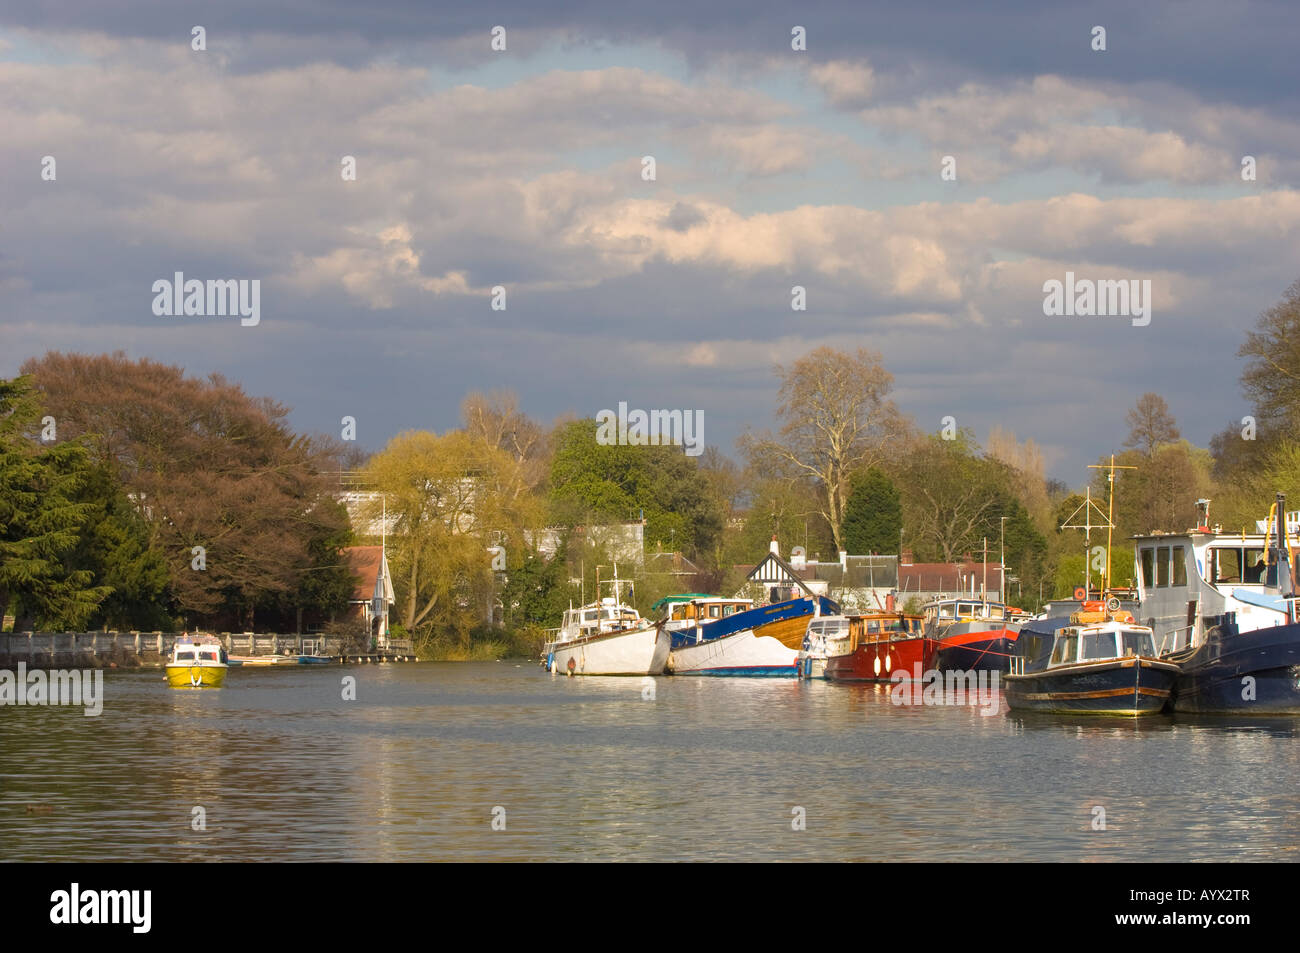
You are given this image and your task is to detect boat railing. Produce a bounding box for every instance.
[1008,656,1025,676]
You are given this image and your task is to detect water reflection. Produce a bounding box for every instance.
[1,664,1298,861]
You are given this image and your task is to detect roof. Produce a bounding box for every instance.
[650,593,714,611]
[343,546,383,602]
[898,562,1003,591]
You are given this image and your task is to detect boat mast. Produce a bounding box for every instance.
[1088,454,1136,595]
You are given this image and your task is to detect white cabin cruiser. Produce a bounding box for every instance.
[543,578,670,676]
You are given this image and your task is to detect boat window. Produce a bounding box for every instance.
[583,610,598,623]
[939,605,954,619]
[199,650,219,661]
[1140,548,1155,591]
[707,605,721,619]
[1212,548,1242,584]
[1049,634,1077,665]
[1242,548,1267,584]
[989,605,1004,619]
[1080,631,1117,660]
[1172,546,1187,587]
[1156,547,1170,587]
[1121,630,1155,657]
[175,651,195,662]
[958,603,974,616]
[722,605,735,616]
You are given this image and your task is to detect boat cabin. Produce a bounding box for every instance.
[1132,505,1299,653]
[661,597,753,631]
[171,637,225,665]
[559,599,643,641]
[1011,617,1157,675]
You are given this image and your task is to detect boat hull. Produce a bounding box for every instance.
[1004,658,1177,716]
[934,628,1019,673]
[1167,621,1300,714]
[547,626,670,676]
[825,637,939,682]
[668,630,798,676]
[165,663,227,688]
[796,654,828,679]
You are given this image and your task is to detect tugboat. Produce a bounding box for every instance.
[1136,495,1300,713]
[165,634,228,688]
[1005,603,1179,715]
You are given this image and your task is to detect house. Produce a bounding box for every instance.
[342,545,395,639]
[738,539,1007,613]
[739,538,897,612]
[896,550,1006,608]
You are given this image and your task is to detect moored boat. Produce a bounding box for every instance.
[1004,609,1178,716]
[797,615,851,679]
[543,577,670,676]
[824,612,929,682]
[666,595,838,676]
[165,635,228,688]
[1137,495,1300,713]
[924,598,1023,673]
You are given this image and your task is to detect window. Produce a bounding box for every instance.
[1081,630,1117,660]
[1172,546,1187,586]
[175,651,195,662]
[1213,548,1242,584]
[1122,630,1155,657]
[1140,548,1154,591]
[1242,548,1266,584]
[708,605,721,619]
[1157,547,1170,587]
[1050,633,1078,666]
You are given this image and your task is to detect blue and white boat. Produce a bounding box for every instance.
[665,595,838,676]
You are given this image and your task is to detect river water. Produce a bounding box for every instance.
[2,662,1298,861]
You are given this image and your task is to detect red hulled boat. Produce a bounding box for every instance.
[824,613,934,681]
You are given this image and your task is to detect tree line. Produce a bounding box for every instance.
[3,280,1299,649]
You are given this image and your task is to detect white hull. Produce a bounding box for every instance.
[667,630,798,676]
[547,625,670,676]
[797,653,828,679]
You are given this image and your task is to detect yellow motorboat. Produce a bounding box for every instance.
[165,635,228,688]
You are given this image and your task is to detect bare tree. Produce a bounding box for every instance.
[1240,278,1300,434]
[1124,393,1180,457]
[461,390,549,498]
[740,347,902,551]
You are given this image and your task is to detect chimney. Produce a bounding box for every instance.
[900,549,914,566]
[791,547,806,569]
[770,536,780,558]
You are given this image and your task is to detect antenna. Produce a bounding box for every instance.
[1060,486,1113,597]
[1088,454,1137,593]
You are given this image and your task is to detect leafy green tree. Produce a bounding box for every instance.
[500,542,572,629]
[842,468,901,554]
[549,419,722,559]
[0,377,111,630]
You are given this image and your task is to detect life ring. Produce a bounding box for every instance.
[566,656,576,673]
[1104,596,1121,612]
[1073,586,1087,601]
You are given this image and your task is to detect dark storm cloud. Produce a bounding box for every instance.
[3,0,1297,111]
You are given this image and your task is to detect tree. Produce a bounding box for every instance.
[740,347,902,551]
[22,351,353,629]
[461,390,551,498]
[363,429,528,645]
[842,468,901,554]
[1240,278,1300,438]
[549,419,722,559]
[1123,393,1180,456]
[0,377,111,630]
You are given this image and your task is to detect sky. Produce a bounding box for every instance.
[2,1,1298,483]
